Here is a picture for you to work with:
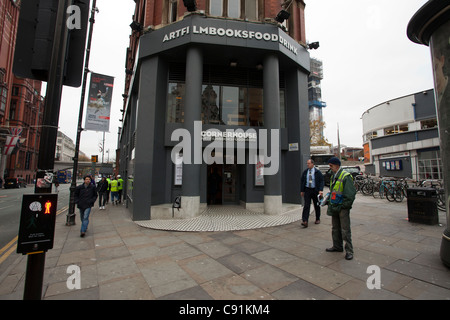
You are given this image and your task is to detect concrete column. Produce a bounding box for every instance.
[181,46,203,217]
[408,1,450,268]
[263,53,282,215]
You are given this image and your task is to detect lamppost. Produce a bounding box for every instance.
[407,0,450,268]
[67,0,99,225]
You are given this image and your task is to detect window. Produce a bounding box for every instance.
[384,124,408,136]
[248,88,263,126]
[201,85,221,124]
[418,150,443,180]
[10,101,17,120]
[0,86,7,112]
[228,0,240,18]
[168,83,286,127]
[167,83,185,123]
[245,0,258,20]
[420,119,438,129]
[210,0,258,20]
[210,0,223,16]
[169,0,178,23]
[364,131,378,141]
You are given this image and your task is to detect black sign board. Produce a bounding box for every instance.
[17,194,58,254]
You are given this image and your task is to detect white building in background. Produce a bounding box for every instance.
[362,89,441,180]
[55,131,86,162]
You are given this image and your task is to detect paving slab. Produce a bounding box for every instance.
[0,193,449,302]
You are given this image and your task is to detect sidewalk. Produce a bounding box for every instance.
[0,194,449,300]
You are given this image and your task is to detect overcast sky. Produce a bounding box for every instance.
[54,0,434,159]
[305,0,434,148]
[57,0,135,161]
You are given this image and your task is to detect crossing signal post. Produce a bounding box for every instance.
[17,193,58,300]
[13,0,91,300]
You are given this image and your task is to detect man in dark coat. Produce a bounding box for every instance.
[96,177,108,210]
[74,175,98,237]
[300,159,324,227]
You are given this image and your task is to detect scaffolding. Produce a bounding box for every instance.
[308,58,326,143]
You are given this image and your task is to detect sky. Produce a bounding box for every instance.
[55,0,135,161]
[53,0,435,160]
[304,0,434,148]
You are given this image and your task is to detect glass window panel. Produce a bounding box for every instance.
[201,85,221,124]
[248,88,263,126]
[228,0,240,18]
[245,0,257,20]
[167,83,185,123]
[221,86,240,125]
[169,0,177,22]
[210,0,223,16]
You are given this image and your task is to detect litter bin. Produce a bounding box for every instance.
[407,187,439,225]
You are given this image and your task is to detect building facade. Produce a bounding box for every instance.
[119,0,311,221]
[362,89,440,180]
[55,131,76,162]
[1,0,44,183]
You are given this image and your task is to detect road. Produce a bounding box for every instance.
[0,183,73,275]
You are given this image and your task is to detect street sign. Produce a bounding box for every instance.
[17,194,58,254]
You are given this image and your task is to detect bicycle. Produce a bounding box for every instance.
[419,179,446,211]
[376,178,396,201]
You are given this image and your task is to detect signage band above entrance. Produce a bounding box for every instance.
[162,25,299,55]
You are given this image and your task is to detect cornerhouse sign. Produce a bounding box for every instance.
[162,25,299,55]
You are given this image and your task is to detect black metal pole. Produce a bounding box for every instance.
[67,0,98,226]
[24,0,70,300]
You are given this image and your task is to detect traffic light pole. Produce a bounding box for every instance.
[67,0,98,226]
[24,0,71,300]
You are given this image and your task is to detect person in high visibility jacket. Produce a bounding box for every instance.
[110,177,119,205]
[106,176,111,204]
[117,175,124,204]
[325,157,356,260]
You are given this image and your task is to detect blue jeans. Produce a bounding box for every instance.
[111,191,118,202]
[79,207,92,233]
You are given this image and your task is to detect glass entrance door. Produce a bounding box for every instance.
[207,162,238,205]
[223,164,237,204]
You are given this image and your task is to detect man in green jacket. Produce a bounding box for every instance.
[325,157,356,260]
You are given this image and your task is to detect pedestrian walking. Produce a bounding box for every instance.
[300,159,324,227]
[110,176,119,205]
[105,176,111,204]
[74,175,98,237]
[96,177,108,210]
[325,157,356,260]
[117,175,124,204]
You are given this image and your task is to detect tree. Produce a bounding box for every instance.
[310,119,331,146]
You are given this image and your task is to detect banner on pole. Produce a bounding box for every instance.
[85,73,114,132]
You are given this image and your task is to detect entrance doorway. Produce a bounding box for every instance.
[207,163,238,205]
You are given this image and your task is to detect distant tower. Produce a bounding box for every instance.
[308,58,326,143]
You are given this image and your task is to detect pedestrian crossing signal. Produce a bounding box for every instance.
[17,194,58,254]
[45,201,52,214]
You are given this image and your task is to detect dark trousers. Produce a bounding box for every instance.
[98,192,106,207]
[302,187,320,222]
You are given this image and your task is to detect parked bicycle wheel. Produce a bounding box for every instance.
[437,188,446,211]
[393,186,404,202]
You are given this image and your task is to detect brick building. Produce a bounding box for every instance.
[0,0,44,182]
